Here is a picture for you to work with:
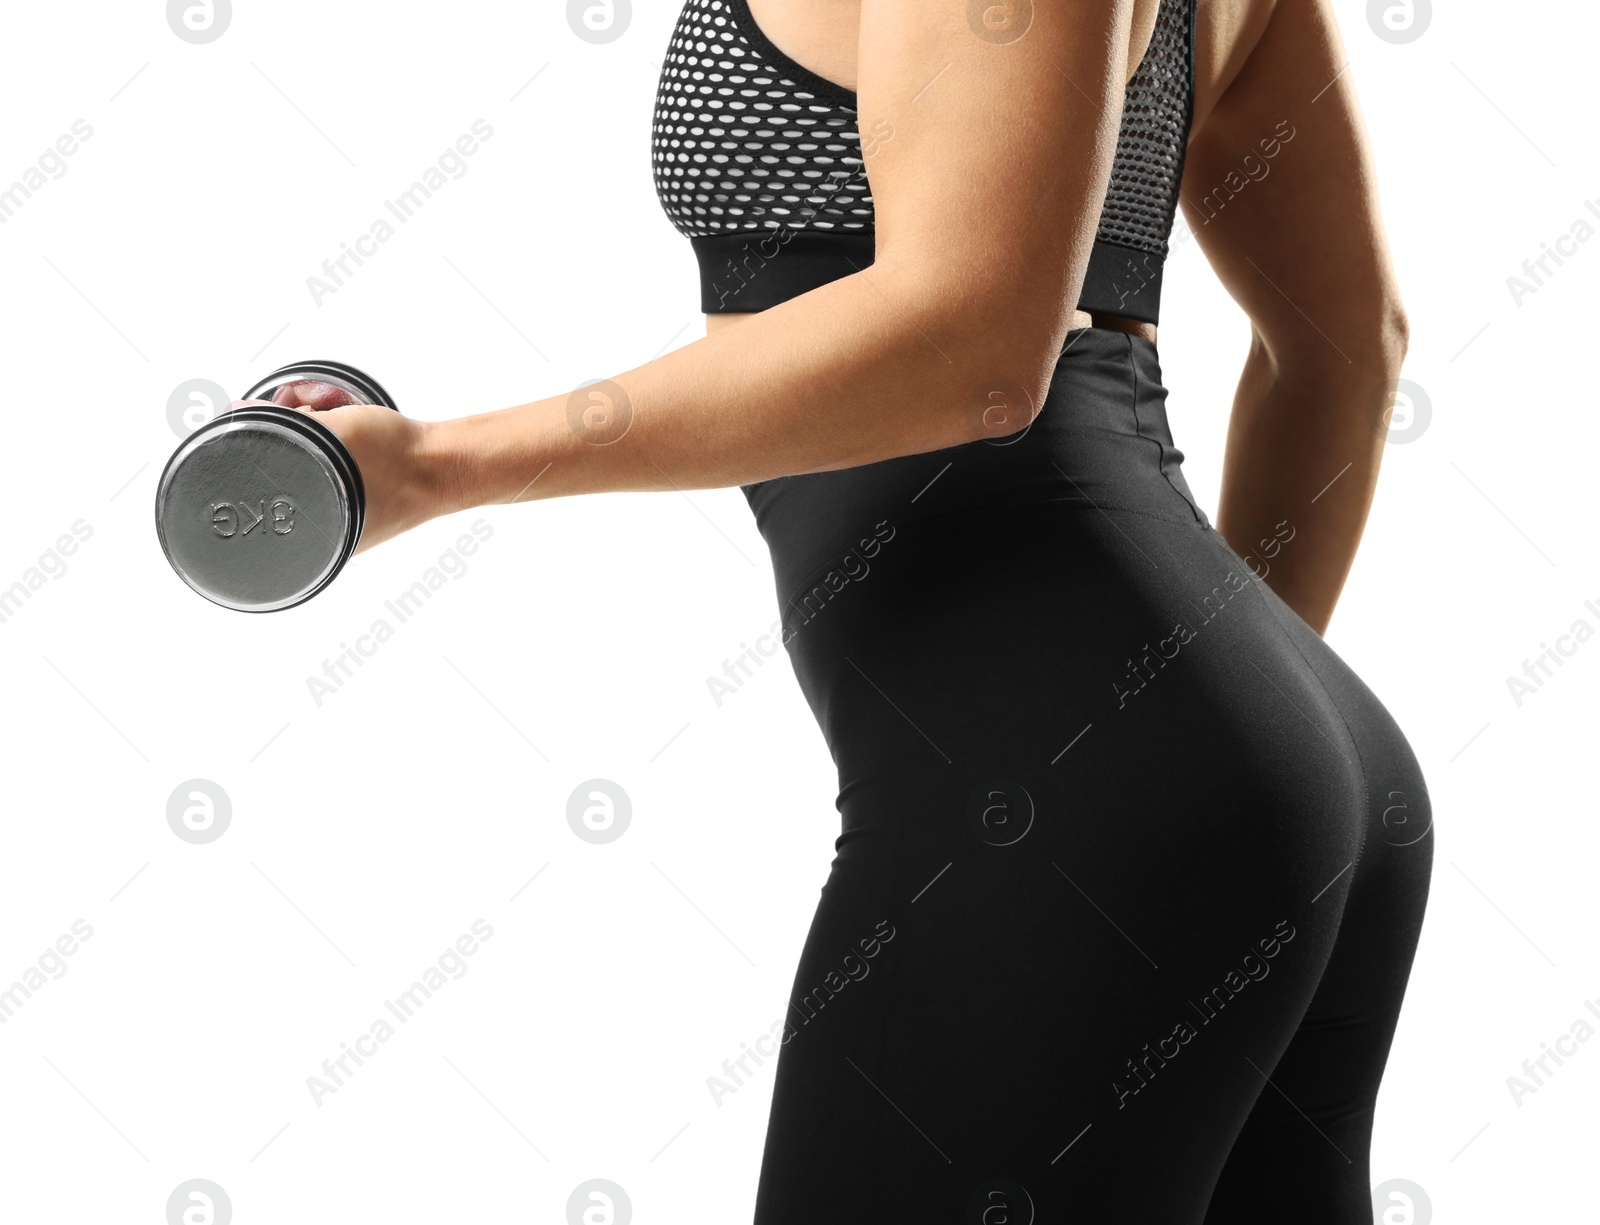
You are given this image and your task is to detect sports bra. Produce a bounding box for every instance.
[651,0,1196,323]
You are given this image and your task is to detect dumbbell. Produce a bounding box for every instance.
[154,360,398,613]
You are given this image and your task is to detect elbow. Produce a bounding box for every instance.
[951,366,1059,448]
[1366,291,1409,376]
[1385,298,1411,369]
[1256,290,1410,387]
[937,297,1063,449]
[865,259,1065,452]
[959,351,1060,447]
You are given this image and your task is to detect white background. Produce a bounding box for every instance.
[0,0,1593,1221]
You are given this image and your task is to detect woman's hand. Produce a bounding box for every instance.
[270,380,448,554]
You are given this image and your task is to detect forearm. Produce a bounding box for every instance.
[1178,0,1414,637]
[423,259,1062,514]
[1213,336,1399,635]
[414,0,1138,518]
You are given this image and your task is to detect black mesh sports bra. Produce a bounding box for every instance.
[652,0,1195,322]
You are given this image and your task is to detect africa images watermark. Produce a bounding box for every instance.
[306,120,496,306]
[705,518,898,707]
[705,1018,788,1108]
[1185,120,1297,231]
[1112,519,1296,709]
[0,119,94,225]
[1168,119,1297,267]
[782,519,898,634]
[1503,593,1600,708]
[1113,918,1298,1110]
[784,918,896,1035]
[1505,196,1600,308]
[1506,995,1600,1108]
[305,519,494,706]
[705,618,789,708]
[0,519,94,628]
[306,919,495,1106]
[706,918,897,1106]
[0,920,95,1026]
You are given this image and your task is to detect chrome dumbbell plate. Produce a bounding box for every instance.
[154,360,397,613]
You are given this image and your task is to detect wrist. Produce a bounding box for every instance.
[419,400,563,517]
[415,415,474,520]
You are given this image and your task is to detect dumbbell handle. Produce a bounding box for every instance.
[244,361,399,411]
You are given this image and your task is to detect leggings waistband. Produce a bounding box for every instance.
[742,329,1209,624]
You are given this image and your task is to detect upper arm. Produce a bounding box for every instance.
[1180,0,1408,373]
[853,0,1142,363]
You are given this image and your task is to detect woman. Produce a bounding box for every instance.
[289,0,1433,1218]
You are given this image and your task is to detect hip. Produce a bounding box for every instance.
[739,328,1425,849]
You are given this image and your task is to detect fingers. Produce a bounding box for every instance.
[270,378,362,410]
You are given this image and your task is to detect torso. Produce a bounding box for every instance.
[701,0,1276,344]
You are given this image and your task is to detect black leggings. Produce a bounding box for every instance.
[741,328,1434,1224]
